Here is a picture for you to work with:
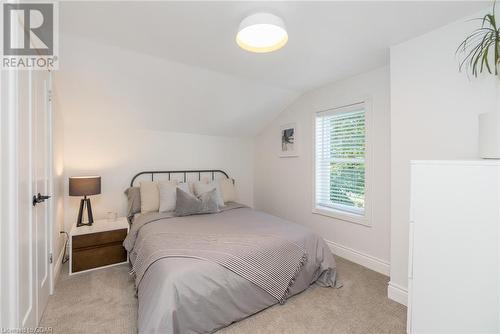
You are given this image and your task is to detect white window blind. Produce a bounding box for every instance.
[315,103,366,216]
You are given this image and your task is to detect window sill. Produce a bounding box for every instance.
[312,206,371,227]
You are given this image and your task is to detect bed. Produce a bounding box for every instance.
[123,170,338,334]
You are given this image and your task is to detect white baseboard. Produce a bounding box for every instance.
[325,240,390,276]
[388,281,408,306]
[52,243,65,290]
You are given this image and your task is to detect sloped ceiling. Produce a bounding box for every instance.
[58,1,488,137]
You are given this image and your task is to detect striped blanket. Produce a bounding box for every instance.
[125,205,309,303]
[131,232,307,303]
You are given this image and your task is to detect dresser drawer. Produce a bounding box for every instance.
[72,229,127,249]
[71,243,127,273]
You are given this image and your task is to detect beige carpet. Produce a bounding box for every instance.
[40,257,406,334]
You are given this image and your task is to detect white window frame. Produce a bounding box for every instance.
[312,97,373,227]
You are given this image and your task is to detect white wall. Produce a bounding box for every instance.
[60,126,254,231]
[389,12,496,304]
[254,67,391,274]
[55,35,255,232]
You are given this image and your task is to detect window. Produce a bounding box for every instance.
[315,102,367,221]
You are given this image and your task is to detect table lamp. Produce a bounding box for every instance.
[69,176,101,227]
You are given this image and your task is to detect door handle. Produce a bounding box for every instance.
[33,193,51,206]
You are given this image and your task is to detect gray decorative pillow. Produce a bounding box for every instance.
[124,187,141,219]
[174,187,220,217]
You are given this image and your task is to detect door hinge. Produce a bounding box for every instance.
[49,253,53,264]
[47,89,53,102]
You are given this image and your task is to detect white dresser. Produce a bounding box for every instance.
[408,160,499,334]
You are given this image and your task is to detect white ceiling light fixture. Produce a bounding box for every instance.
[236,13,288,53]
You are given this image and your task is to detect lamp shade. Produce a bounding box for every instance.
[69,176,101,196]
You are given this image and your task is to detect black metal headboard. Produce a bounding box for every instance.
[130,170,232,187]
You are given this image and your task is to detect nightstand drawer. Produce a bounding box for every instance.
[69,217,129,275]
[72,228,127,249]
[72,243,127,273]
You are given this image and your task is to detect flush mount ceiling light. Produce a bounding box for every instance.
[236,13,288,53]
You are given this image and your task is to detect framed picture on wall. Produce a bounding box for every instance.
[280,123,298,157]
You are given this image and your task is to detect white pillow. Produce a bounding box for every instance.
[177,182,191,194]
[218,178,236,203]
[158,180,178,213]
[140,181,159,213]
[193,181,225,207]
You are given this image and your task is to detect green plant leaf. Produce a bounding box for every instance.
[457,1,500,77]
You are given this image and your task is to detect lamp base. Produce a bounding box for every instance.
[76,196,94,227]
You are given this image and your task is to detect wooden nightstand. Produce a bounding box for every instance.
[69,217,129,275]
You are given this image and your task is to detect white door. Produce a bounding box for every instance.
[32,70,51,323]
[17,70,37,329]
[16,69,52,328]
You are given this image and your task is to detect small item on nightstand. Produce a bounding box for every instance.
[106,211,118,222]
